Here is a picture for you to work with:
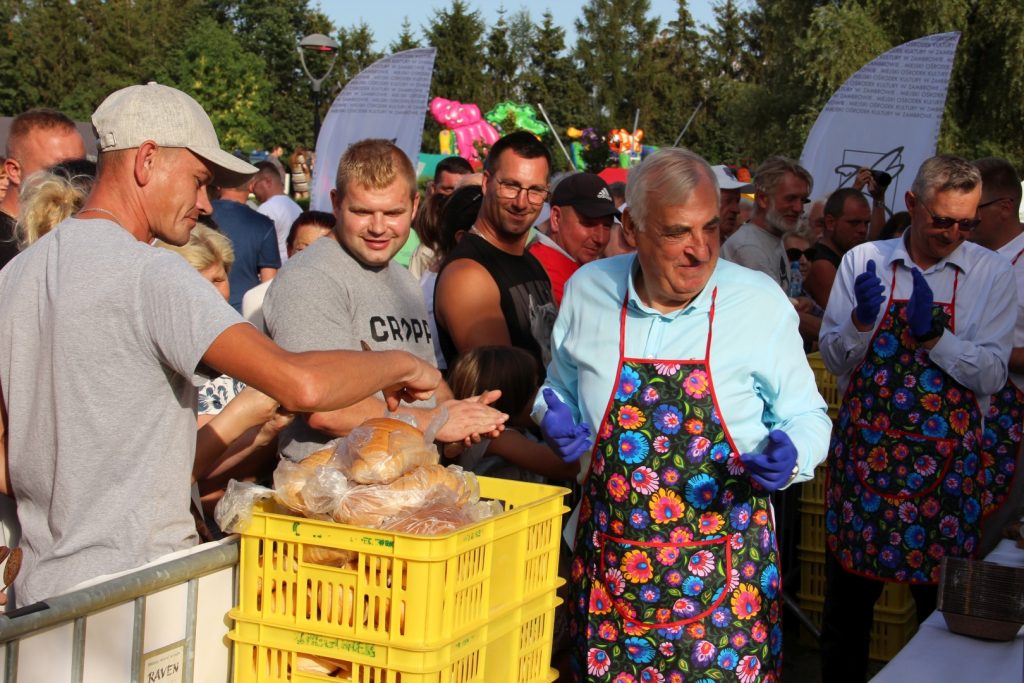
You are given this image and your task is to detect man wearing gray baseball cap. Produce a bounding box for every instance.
[0,83,457,606]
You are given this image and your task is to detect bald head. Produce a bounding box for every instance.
[250,161,284,203]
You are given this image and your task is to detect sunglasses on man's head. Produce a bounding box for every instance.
[786,248,815,261]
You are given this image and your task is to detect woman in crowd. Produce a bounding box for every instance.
[156,225,293,523]
[16,159,97,249]
[290,147,311,200]
[242,210,336,329]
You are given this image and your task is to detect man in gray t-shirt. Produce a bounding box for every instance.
[720,156,813,291]
[0,84,453,607]
[264,139,505,462]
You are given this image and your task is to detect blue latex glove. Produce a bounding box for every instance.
[540,388,592,463]
[906,268,935,338]
[740,430,799,491]
[853,259,886,326]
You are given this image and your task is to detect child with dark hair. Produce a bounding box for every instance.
[446,345,577,482]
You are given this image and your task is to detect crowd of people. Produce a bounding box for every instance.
[0,82,1021,683]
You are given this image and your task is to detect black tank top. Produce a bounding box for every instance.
[812,242,842,267]
[435,233,555,369]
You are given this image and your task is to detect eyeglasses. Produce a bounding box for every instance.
[918,199,981,231]
[493,178,549,205]
[786,248,815,261]
[977,197,1009,210]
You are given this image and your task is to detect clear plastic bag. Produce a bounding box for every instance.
[334,417,439,485]
[214,479,276,533]
[382,502,473,535]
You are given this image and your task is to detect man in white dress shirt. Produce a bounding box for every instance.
[818,155,1017,683]
[969,157,1024,555]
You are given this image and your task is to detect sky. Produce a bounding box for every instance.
[320,1,725,52]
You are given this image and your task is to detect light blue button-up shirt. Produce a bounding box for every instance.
[533,254,832,485]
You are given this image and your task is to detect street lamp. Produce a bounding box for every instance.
[297,33,340,146]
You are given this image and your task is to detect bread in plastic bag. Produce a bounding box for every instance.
[272,445,344,516]
[382,502,473,535]
[336,417,439,485]
[214,479,276,533]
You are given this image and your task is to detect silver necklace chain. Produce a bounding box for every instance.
[77,207,122,225]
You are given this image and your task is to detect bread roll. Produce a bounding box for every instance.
[273,446,342,514]
[383,502,472,535]
[340,418,438,485]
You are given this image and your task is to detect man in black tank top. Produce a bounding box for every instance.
[805,188,871,308]
[434,132,556,370]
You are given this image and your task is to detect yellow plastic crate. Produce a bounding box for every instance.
[807,351,840,420]
[798,464,828,508]
[235,477,568,649]
[797,547,916,616]
[797,594,918,662]
[230,591,561,683]
[800,507,826,554]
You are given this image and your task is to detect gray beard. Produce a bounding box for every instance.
[766,206,799,235]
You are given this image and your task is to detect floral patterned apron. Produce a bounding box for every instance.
[569,290,782,683]
[825,267,984,584]
[980,246,1024,517]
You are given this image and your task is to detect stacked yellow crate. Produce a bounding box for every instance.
[228,477,569,683]
[800,355,919,661]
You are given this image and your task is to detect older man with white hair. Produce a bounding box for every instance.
[721,156,813,292]
[533,147,831,682]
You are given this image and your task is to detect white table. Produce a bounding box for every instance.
[871,538,1024,682]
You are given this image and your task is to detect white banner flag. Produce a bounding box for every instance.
[800,32,960,209]
[311,48,436,211]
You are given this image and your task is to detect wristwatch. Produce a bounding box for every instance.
[913,321,944,344]
[783,464,800,489]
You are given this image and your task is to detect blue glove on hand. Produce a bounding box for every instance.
[740,430,799,492]
[906,268,935,338]
[853,259,886,326]
[540,388,592,463]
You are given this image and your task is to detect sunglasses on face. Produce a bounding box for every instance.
[919,199,981,231]
[786,248,814,261]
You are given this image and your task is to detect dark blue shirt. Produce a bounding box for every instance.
[211,199,281,312]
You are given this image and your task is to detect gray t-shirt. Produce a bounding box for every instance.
[263,238,436,461]
[720,222,790,289]
[0,218,243,606]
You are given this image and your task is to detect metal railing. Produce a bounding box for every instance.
[0,539,238,683]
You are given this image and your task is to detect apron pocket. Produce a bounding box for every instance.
[852,423,956,499]
[596,532,733,628]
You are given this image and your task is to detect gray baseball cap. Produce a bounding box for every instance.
[92,82,257,185]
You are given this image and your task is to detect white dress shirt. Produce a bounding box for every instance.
[996,230,1024,387]
[819,234,1017,410]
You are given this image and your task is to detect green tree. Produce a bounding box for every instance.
[702,0,753,81]
[521,10,588,169]
[574,0,659,128]
[634,1,706,148]
[421,0,486,152]
[389,17,420,53]
[0,0,18,111]
[507,8,536,101]
[335,22,384,87]
[483,7,517,103]
[422,0,486,103]
[167,15,273,152]
[216,0,336,148]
